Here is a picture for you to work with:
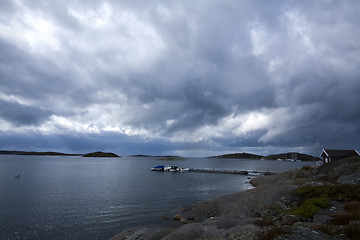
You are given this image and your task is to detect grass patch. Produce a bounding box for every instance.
[290,197,330,218]
[292,184,360,202]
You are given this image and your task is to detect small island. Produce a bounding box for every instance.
[209,152,263,159]
[0,150,82,156]
[82,152,120,158]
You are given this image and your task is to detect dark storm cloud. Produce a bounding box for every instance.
[0,99,52,126]
[0,0,360,156]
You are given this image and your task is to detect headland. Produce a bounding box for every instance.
[111,156,360,240]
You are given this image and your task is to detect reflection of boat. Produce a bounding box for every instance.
[179,168,189,172]
[151,165,165,171]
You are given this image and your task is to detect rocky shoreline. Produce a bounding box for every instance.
[110,156,360,240]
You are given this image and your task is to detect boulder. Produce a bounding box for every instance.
[180,218,188,224]
[174,214,182,220]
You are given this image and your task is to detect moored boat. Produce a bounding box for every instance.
[151,165,165,171]
[170,166,180,172]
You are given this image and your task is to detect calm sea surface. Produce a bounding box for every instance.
[0,155,313,239]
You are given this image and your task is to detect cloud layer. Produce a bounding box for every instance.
[1,0,359,156]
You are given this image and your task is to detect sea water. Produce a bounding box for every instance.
[0,155,312,239]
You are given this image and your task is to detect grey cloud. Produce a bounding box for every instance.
[0,0,360,156]
[0,99,52,126]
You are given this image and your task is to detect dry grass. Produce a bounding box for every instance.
[252,218,275,227]
[260,226,284,240]
[329,201,360,225]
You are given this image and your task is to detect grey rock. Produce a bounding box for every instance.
[161,222,226,240]
[180,218,188,224]
[312,214,332,225]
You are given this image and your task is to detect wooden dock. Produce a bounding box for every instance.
[188,168,273,176]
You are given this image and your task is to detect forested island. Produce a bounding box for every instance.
[82,152,120,158]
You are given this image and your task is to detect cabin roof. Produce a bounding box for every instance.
[321,149,360,158]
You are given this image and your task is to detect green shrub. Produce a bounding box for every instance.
[290,197,330,218]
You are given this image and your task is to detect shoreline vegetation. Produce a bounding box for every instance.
[111,156,360,240]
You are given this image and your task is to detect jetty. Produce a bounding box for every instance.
[150,165,273,175]
[188,168,273,176]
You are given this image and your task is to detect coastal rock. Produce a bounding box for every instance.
[312,214,332,225]
[180,218,188,224]
[161,222,227,240]
[109,227,175,240]
[174,214,182,220]
[274,222,334,240]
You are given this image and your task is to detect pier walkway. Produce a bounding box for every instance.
[188,168,273,176]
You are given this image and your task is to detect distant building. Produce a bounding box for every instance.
[320,149,360,164]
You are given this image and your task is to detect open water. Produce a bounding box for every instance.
[0,155,313,239]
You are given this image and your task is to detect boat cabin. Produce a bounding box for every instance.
[320,149,359,164]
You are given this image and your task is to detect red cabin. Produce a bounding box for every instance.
[320,149,359,164]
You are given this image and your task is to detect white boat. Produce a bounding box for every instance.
[169,166,180,172]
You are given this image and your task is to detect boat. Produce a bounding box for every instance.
[151,165,189,172]
[151,165,165,171]
[170,166,180,172]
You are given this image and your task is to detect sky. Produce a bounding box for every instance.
[0,0,359,157]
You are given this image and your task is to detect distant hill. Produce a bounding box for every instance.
[129,155,184,160]
[0,150,81,156]
[209,152,320,161]
[264,152,320,161]
[209,152,264,160]
[82,152,120,158]
[129,154,152,157]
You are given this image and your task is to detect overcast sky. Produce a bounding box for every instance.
[0,0,359,157]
